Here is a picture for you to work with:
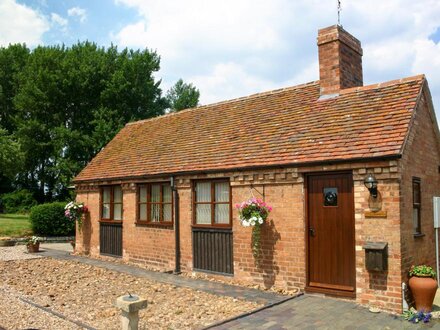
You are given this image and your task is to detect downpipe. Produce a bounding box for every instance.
[171,176,181,274]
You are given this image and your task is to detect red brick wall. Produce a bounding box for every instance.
[353,169,403,313]
[75,189,100,255]
[232,182,306,290]
[399,91,440,284]
[120,185,176,270]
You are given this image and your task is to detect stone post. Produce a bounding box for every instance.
[114,294,148,330]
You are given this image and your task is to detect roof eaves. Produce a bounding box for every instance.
[72,154,401,185]
[398,76,426,156]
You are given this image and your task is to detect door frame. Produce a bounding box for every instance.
[304,171,356,298]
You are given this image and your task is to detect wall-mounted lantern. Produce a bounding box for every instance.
[364,173,378,198]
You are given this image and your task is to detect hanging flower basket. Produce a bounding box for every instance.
[236,198,272,259]
[64,201,88,232]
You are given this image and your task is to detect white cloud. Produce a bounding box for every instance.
[51,13,68,32]
[189,62,278,104]
[113,0,440,114]
[67,7,87,23]
[0,0,49,47]
[113,0,333,103]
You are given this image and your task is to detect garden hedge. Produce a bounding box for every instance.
[29,202,74,236]
[1,189,37,213]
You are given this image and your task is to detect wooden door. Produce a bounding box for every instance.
[307,172,355,295]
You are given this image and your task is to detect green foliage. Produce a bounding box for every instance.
[29,202,74,236]
[0,128,23,179]
[1,189,37,213]
[0,44,29,133]
[409,265,437,278]
[0,213,32,237]
[166,79,200,111]
[0,42,174,201]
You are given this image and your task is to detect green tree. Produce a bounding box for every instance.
[0,44,29,133]
[0,128,23,180]
[3,42,167,201]
[165,79,200,112]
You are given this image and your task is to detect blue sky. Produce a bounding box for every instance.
[1,0,440,120]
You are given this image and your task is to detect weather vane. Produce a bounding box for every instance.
[337,0,342,26]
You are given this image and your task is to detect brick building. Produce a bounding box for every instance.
[73,25,440,313]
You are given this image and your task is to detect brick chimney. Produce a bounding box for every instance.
[317,25,363,96]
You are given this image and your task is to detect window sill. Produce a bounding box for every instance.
[135,221,174,229]
[99,220,123,224]
[413,233,425,238]
[192,225,232,231]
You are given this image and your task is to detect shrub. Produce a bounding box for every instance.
[29,202,75,236]
[409,265,437,279]
[1,189,37,213]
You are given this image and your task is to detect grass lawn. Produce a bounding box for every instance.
[0,214,32,237]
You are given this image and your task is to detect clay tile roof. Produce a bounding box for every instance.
[74,75,425,183]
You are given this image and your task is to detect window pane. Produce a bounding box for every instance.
[114,186,122,203]
[151,204,160,222]
[163,185,172,203]
[151,185,160,202]
[139,204,147,221]
[196,204,211,224]
[103,188,111,203]
[215,204,230,224]
[139,187,147,203]
[114,203,122,220]
[164,204,172,222]
[215,182,229,202]
[413,208,420,233]
[102,203,110,219]
[413,182,421,204]
[196,182,211,202]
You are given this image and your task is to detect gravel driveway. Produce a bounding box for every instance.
[0,246,261,329]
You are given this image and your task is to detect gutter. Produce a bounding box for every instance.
[171,176,181,274]
[72,154,402,184]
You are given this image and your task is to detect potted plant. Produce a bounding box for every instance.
[408,265,438,312]
[26,236,42,253]
[236,197,272,259]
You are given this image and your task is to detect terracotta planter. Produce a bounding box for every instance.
[27,242,40,253]
[409,276,438,312]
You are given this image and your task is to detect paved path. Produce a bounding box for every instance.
[42,245,289,305]
[211,295,440,330]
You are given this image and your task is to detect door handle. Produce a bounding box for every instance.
[309,227,316,237]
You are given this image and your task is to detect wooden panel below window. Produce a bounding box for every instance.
[192,228,233,275]
[100,222,122,257]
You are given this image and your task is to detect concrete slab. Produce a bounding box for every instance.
[433,288,440,312]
